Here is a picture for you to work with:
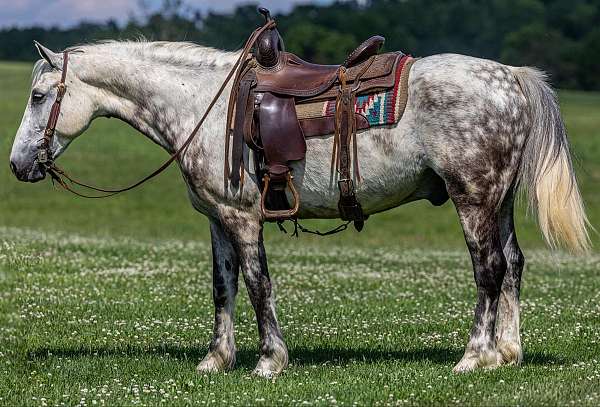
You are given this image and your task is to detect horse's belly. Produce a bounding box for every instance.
[295,178,420,218]
[291,126,426,219]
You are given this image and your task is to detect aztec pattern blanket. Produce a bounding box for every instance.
[295,55,415,127]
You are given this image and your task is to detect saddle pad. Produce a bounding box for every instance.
[296,55,415,128]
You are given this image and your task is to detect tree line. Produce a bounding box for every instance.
[1,0,599,90]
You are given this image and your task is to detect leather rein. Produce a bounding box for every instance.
[39,21,276,198]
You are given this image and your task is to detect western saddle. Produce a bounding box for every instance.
[226,8,406,231]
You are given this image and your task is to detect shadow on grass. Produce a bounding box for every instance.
[25,344,568,368]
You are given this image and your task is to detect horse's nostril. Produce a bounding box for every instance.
[9,161,17,176]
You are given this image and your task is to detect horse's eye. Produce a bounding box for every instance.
[31,92,45,104]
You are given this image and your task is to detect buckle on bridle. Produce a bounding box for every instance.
[37,149,49,164]
[56,83,66,101]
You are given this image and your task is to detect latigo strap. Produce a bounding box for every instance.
[331,58,375,231]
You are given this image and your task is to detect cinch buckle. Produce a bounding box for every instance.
[56,83,67,101]
[337,178,355,197]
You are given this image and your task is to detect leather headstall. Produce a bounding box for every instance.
[38,51,69,167]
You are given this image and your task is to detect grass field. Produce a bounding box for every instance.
[1,61,599,405]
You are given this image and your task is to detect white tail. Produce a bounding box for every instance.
[511,67,591,253]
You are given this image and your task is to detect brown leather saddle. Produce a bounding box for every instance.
[227,8,405,231]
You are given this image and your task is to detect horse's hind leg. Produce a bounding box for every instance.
[496,189,525,365]
[197,220,240,373]
[451,198,507,372]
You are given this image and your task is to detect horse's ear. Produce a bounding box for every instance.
[34,41,62,70]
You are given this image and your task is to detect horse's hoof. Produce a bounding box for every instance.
[197,358,221,373]
[452,356,479,373]
[196,349,236,373]
[252,367,277,379]
[497,340,523,365]
[452,350,501,373]
[252,341,288,378]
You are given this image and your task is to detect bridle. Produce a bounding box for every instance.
[38,20,276,198]
[38,52,68,167]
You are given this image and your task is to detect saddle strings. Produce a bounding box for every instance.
[330,55,375,184]
[48,20,276,199]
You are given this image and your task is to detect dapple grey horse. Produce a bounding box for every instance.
[10,41,589,377]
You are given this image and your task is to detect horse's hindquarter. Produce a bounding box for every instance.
[407,54,529,199]
[293,53,530,219]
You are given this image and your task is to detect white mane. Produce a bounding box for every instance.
[32,40,239,83]
[71,40,239,69]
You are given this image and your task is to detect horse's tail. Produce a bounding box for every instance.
[511,66,591,253]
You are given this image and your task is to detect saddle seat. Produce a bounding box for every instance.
[254,36,386,98]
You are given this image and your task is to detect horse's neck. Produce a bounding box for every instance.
[83,49,232,160]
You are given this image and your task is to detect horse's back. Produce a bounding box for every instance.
[408,53,527,118]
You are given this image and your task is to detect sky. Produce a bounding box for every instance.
[0,0,336,29]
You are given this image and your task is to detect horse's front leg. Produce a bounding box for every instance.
[223,212,288,377]
[197,220,240,373]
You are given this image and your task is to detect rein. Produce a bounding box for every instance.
[40,20,276,198]
[38,20,350,237]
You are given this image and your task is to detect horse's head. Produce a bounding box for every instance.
[10,42,97,182]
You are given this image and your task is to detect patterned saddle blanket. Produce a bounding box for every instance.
[296,55,415,131]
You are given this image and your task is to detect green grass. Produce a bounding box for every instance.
[1,61,599,405]
[2,229,599,406]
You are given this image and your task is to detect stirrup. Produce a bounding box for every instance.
[260,172,300,221]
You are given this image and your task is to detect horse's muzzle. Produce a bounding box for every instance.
[10,159,46,183]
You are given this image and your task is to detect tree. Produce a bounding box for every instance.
[1,0,599,90]
[578,28,600,90]
[501,23,579,88]
[283,23,357,63]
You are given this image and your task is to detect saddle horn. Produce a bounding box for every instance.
[258,7,273,22]
[254,7,284,68]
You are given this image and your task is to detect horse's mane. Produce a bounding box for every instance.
[32,39,239,81]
